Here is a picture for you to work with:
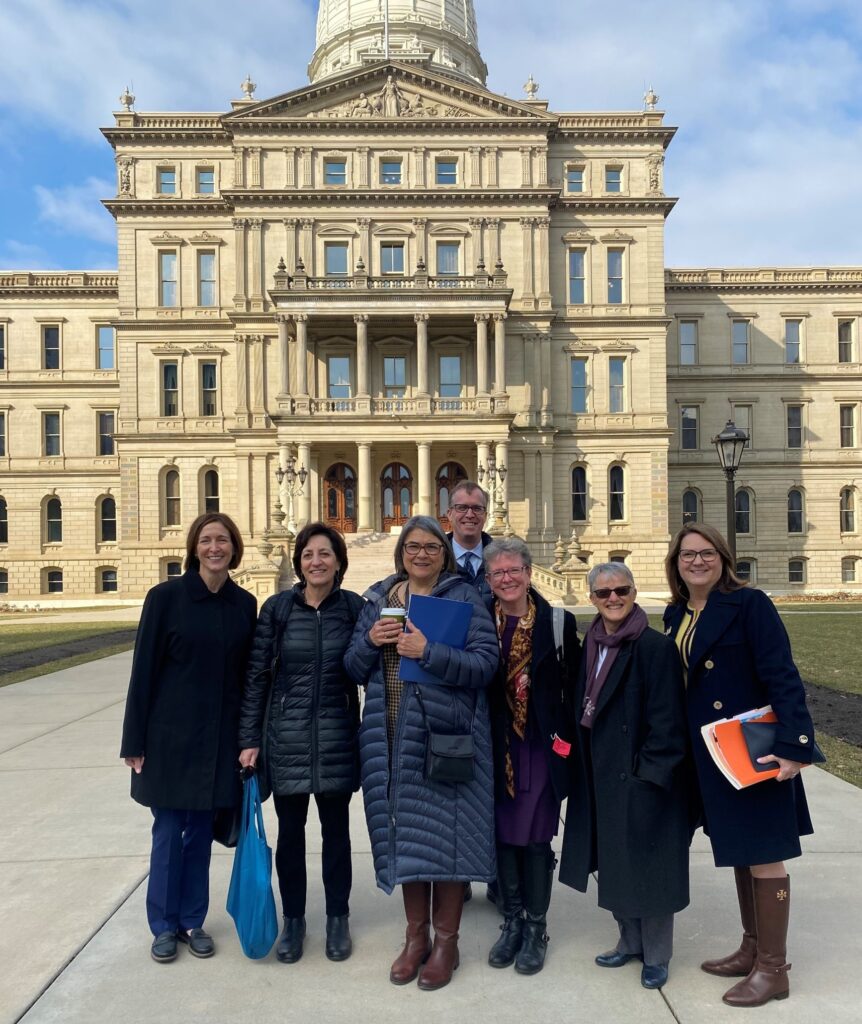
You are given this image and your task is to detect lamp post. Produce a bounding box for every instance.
[711,419,749,559]
[275,450,308,536]
[477,449,508,536]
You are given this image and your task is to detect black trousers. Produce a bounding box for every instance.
[273,792,352,918]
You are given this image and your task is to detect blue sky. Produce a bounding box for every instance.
[1,0,860,271]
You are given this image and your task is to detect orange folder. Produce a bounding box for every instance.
[701,706,780,790]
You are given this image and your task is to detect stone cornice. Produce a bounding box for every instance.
[0,271,118,297]
[102,199,230,216]
[222,188,558,207]
[665,268,862,292]
[119,319,235,332]
[554,196,678,215]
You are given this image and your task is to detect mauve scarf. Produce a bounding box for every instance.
[581,604,649,728]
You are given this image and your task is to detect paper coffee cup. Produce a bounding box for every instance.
[380,607,406,625]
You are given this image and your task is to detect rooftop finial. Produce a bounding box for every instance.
[643,85,659,110]
[119,86,135,111]
[523,74,539,100]
[241,74,257,101]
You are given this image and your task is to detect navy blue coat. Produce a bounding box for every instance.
[343,572,499,894]
[663,587,815,867]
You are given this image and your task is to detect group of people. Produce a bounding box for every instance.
[120,481,817,1008]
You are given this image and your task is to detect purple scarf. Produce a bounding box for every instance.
[581,604,649,728]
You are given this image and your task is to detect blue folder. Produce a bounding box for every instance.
[399,593,473,685]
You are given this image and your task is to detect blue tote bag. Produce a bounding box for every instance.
[226,773,278,959]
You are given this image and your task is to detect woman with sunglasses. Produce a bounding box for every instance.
[664,523,816,1007]
[482,538,580,975]
[344,515,498,991]
[559,562,690,991]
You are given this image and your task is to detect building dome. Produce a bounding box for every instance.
[309,0,487,85]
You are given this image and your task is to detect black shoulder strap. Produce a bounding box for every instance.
[342,589,366,624]
[270,590,294,670]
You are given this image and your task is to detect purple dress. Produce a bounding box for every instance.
[495,615,561,846]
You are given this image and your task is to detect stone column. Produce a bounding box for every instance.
[475,314,490,396]
[536,148,548,186]
[536,216,551,305]
[357,218,371,266]
[469,147,482,188]
[276,315,290,399]
[477,441,491,482]
[234,334,249,423]
[486,217,500,267]
[540,447,554,533]
[413,146,426,187]
[417,441,432,515]
[294,315,308,395]
[415,313,430,395]
[357,441,373,532]
[493,313,507,394]
[300,219,313,272]
[523,449,537,532]
[412,218,427,268]
[468,218,483,270]
[357,148,369,188]
[355,314,369,396]
[232,218,247,307]
[523,335,536,425]
[520,218,535,301]
[283,148,296,189]
[278,443,290,514]
[540,333,552,426]
[249,147,261,188]
[297,442,311,528]
[496,439,510,522]
[249,218,263,310]
[484,146,498,187]
[299,148,312,188]
[234,148,245,188]
[520,147,532,187]
[251,334,265,422]
[533,334,543,418]
[283,218,298,270]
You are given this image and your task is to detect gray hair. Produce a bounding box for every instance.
[588,561,636,592]
[393,515,457,575]
[483,536,532,569]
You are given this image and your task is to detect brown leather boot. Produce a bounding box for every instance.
[701,866,757,977]
[417,882,464,991]
[390,882,432,985]
[722,875,791,1007]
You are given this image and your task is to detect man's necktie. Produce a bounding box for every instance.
[462,554,477,580]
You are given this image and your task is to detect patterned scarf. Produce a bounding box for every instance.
[581,604,649,728]
[494,595,536,798]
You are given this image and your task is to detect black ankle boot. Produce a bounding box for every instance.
[515,843,554,976]
[488,843,524,968]
[276,916,306,963]
[325,914,352,961]
[489,914,525,968]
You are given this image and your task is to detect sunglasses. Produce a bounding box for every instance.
[591,585,633,600]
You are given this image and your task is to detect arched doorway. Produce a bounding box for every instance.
[324,462,357,533]
[436,461,468,524]
[381,462,413,530]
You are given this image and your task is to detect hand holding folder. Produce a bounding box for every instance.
[398,593,473,685]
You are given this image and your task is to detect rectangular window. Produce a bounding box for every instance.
[680,406,699,450]
[435,159,457,185]
[568,249,585,304]
[157,168,176,195]
[784,319,801,364]
[609,357,625,413]
[43,412,60,456]
[159,251,178,307]
[439,356,461,398]
[607,249,623,304]
[436,241,460,276]
[200,362,217,415]
[679,320,698,365]
[842,558,857,583]
[605,166,622,192]
[840,404,856,448]
[384,356,406,398]
[380,242,404,275]
[324,159,346,185]
[788,559,805,584]
[381,159,402,185]
[733,404,752,448]
[0,323,5,369]
[101,569,118,593]
[732,319,750,364]
[98,412,115,455]
[838,320,854,363]
[162,362,179,417]
[42,325,60,370]
[96,325,115,370]
[786,405,803,449]
[327,356,351,399]
[324,242,348,276]
[565,166,584,193]
[0,411,5,457]
[197,250,216,306]
[195,167,214,193]
[570,358,588,413]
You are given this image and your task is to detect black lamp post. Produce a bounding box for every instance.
[711,420,749,559]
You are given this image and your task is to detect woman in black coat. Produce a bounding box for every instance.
[664,523,816,1007]
[120,513,257,964]
[239,523,364,965]
[483,537,580,976]
[560,562,690,991]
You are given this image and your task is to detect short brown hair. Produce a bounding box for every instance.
[449,479,489,510]
[185,513,244,571]
[665,522,746,605]
[292,522,349,583]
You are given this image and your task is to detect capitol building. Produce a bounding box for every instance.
[1,0,860,601]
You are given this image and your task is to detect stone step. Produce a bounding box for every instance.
[342,532,399,594]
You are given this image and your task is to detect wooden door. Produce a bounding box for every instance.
[324,462,357,533]
[435,461,468,524]
[381,462,413,530]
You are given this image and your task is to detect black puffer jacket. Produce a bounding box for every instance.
[239,584,364,796]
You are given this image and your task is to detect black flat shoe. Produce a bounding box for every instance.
[641,963,669,989]
[276,916,306,963]
[595,949,642,968]
[151,931,178,963]
[325,915,352,961]
[177,928,214,958]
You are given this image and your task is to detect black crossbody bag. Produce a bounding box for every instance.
[413,684,476,783]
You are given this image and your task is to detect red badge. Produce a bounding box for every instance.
[552,734,571,758]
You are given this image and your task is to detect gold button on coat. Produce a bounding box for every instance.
[713,701,723,710]
[705,659,715,669]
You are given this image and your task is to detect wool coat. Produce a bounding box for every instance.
[663,586,815,867]
[343,571,499,894]
[559,625,691,918]
[120,570,257,811]
[239,584,364,797]
[447,529,494,600]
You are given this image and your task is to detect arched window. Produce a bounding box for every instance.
[99,568,118,593]
[100,497,117,543]
[735,489,752,535]
[840,487,856,533]
[46,497,62,543]
[736,559,755,583]
[0,497,7,544]
[164,559,182,581]
[571,466,587,521]
[608,465,625,522]
[788,559,805,584]
[164,470,180,527]
[45,568,63,593]
[787,489,804,533]
[204,469,219,513]
[682,489,699,524]
[841,557,858,584]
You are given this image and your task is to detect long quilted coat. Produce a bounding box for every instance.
[344,572,499,894]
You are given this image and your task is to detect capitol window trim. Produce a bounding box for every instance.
[202,468,220,514]
[841,556,859,584]
[196,250,218,308]
[156,166,177,196]
[42,410,62,457]
[95,324,116,370]
[840,487,856,534]
[157,250,179,308]
[787,487,805,535]
[195,165,216,195]
[322,155,349,187]
[97,410,116,456]
[161,467,182,530]
[678,319,699,366]
[604,164,624,194]
[608,464,627,523]
[564,163,586,194]
[837,318,855,363]
[43,495,63,545]
[571,465,588,522]
[434,155,459,186]
[42,567,63,594]
[735,487,754,536]
[98,495,117,544]
[682,487,701,524]
[98,566,119,593]
[378,155,404,187]
[783,317,804,365]
[41,323,62,371]
[788,557,807,585]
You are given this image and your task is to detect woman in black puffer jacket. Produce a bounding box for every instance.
[239,523,364,965]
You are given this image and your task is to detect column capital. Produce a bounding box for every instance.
[282,217,297,228]
[412,217,427,227]
[274,313,291,325]
[354,313,370,324]
[232,217,248,229]
[474,313,491,324]
[357,217,371,228]
[414,313,430,324]
[300,218,314,229]
[519,216,536,227]
[290,313,309,324]
[248,217,262,231]
[535,216,551,228]
[493,312,508,323]
[468,217,484,229]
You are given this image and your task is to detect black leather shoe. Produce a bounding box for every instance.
[276,916,306,963]
[151,931,178,963]
[595,949,642,968]
[177,928,214,958]
[515,920,549,975]
[641,963,669,989]
[488,914,524,968]
[325,915,352,961]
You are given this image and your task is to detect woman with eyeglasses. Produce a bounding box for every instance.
[559,562,690,991]
[344,514,498,991]
[664,523,816,1007]
[482,538,580,975]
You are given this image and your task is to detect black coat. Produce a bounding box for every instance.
[559,626,691,918]
[487,589,580,806]
[120,571,257,811]
[239,584,364,797]
[663,587,815,867]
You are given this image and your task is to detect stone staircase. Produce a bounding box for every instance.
[342,531,400,595]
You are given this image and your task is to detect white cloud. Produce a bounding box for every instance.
[0,239,59,270]
[34,177,116,245]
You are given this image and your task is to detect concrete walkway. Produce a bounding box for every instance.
[1,653,859,1024]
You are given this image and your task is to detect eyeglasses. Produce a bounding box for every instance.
[403,541,445,556]
[591,585,633,600]
[679,548,719,564]
[449,504,487,515]
[487,565,528,582]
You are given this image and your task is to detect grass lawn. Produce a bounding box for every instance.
[815,734,862,790]
[0,643,136,688]
[0,622,135,657]
[777,611,862,696]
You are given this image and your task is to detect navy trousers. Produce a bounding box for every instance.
[147,808,213,936]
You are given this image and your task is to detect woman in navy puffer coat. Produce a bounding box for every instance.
[344,515,499,991]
